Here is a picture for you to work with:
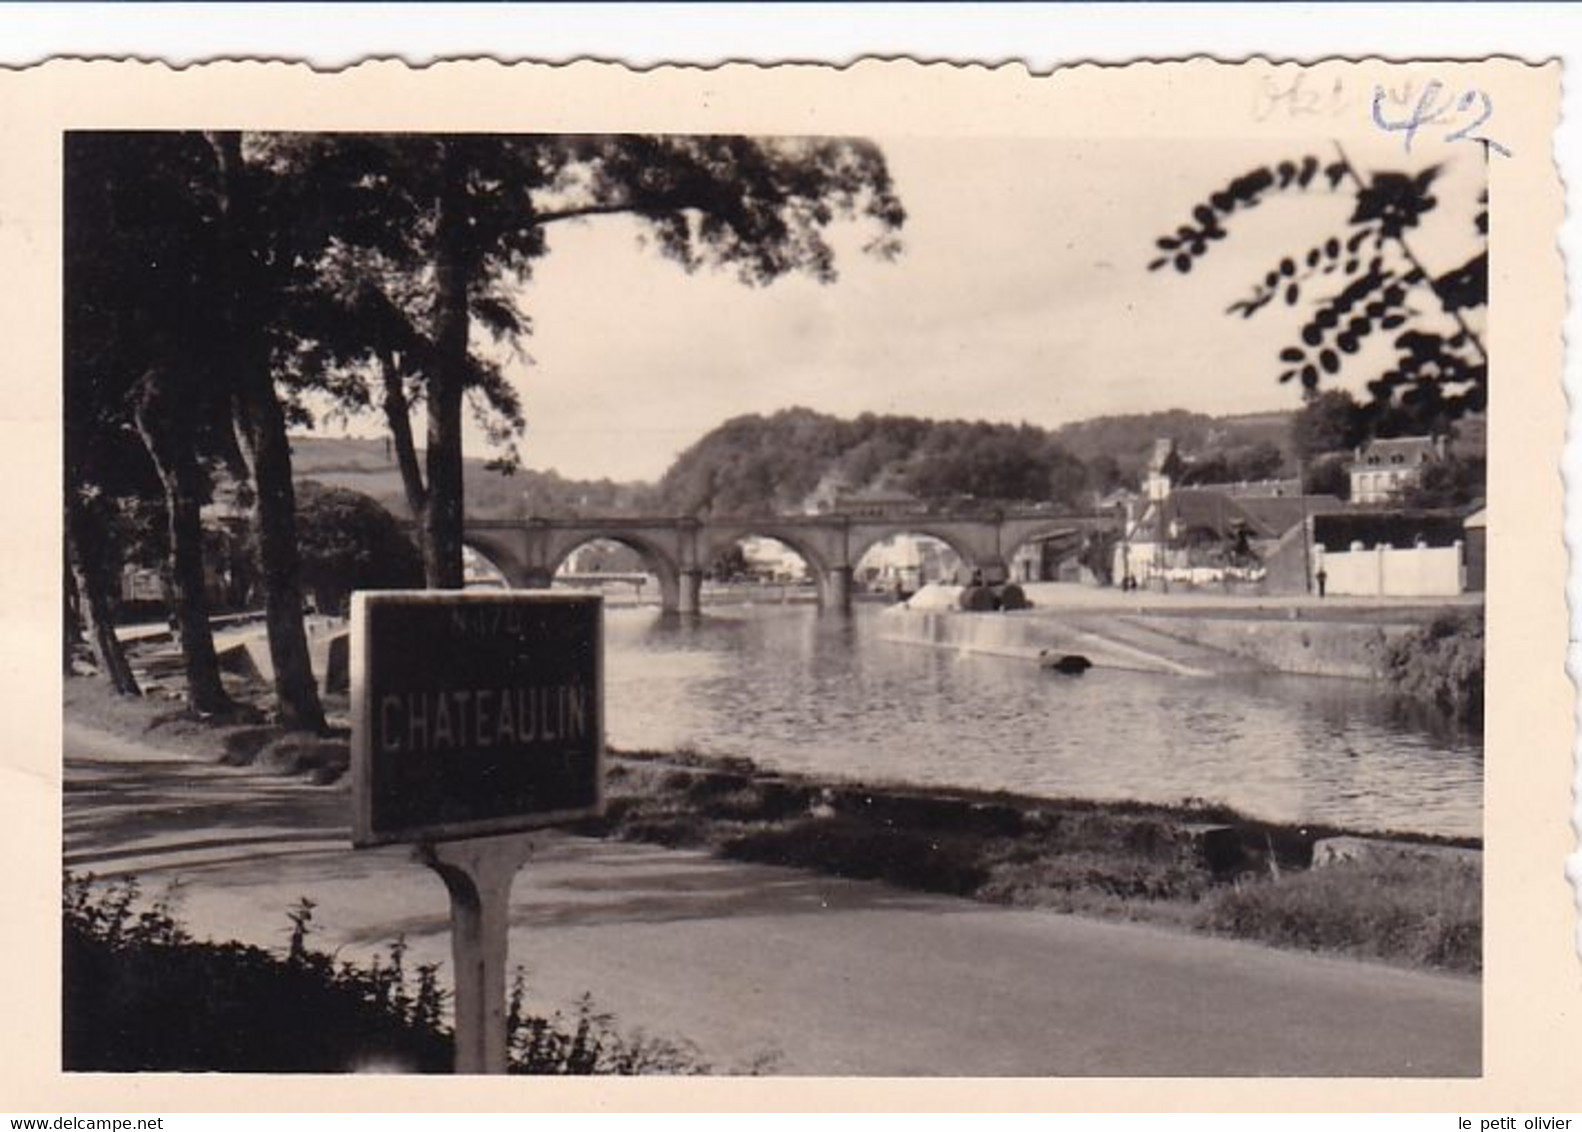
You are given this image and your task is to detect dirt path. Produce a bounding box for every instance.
[63,720,1479,1076]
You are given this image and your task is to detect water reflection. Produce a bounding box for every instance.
[602,605,1482,838]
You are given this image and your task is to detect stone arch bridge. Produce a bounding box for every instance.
[461,509,1121,612]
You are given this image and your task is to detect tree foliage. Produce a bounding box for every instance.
[65,130,904,714]
[1149,151,1487,435]
[65,132,247,711]
[1048,409,1290,484]
[1399,455,1486,511]
[293,483,424,616]
[1176,441,1287,487]
[1291,389,1366,461]
[657,408,1099,515]
[264,133,905,586]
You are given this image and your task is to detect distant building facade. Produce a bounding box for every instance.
[739,536,812,582]
[858,534,962,591]
[1116,438,1344,591]
[1348,436,1448,504]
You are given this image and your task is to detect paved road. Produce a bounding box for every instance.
[64,720,1480,1077]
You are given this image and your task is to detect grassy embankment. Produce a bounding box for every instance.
[583,748,1480,974]
[66,653,1482,976]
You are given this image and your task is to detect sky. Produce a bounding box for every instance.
[316,134,1486,483]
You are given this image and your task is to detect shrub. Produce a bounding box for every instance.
[508,978,705,1075]
[1383,610,1484,726]
[64,878,450,1073]
[996,583,1030,611]
[1195,854,1481,972]
[294,481,423,617]
[63,873,708,1074]
[958,586,998,612]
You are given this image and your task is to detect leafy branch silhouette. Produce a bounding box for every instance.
[1149,145,1487,434]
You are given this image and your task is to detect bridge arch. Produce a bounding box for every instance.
[460,542,513,588]
[460,528,538,589]
[541,530,683,611]
[703,525,833,579]
[702,524,840,607]
[847,524,988,584]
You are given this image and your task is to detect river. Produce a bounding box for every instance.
[600,603,1482,838]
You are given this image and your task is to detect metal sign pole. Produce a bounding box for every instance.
[417,832,535,1074]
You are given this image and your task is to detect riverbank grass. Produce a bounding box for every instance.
[590,749,1481,974]
[1200,853,1481,969]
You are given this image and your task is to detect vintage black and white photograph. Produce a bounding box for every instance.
[54,66,1509,1083]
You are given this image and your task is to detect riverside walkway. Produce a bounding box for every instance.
[62,717,1479,1077]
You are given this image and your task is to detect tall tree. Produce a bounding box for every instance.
[65,133,234,712]
[258,134,532,586]
[132,372,234,714]
[204,131,326,732]
[275,134,905,586]
[62,492,140,696]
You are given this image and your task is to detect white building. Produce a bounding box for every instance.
[1348,436,1448,504]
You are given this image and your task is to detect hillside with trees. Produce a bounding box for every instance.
[288,436,656,520]
[291,405,1310,523]
[652,407,1301,516]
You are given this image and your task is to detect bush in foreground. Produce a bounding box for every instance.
[63,873,707,1074]
[1196,854,1481,972]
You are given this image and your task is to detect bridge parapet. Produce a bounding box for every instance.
[458,507,1123,610]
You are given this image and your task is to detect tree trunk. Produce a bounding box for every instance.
[64,552,80,676]
[63,497,141,696]
[134,379,232,715]
[380,351,430,563]
[208,130,326,733]
[424,149,471,590]
[232,389,327,732]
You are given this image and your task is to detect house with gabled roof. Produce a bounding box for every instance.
[1349,435,1449,504]
[1117,482,1345,590]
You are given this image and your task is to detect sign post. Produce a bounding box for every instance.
[416,833,534,1074]
[350,591,605,1075]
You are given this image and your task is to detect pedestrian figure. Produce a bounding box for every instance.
[1316,567,1327,598]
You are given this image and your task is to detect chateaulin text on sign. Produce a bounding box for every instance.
[351,592,604,848]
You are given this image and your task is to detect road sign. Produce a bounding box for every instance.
[350,590,604,848]
[350,590,605,1073]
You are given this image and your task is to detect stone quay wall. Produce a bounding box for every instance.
[879,606,1419,680]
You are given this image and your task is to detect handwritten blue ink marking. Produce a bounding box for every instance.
[1445,91,1512,158]
[1372,82,1510,158]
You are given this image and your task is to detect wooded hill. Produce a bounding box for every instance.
[289,436,656,520]
[291,405,1298,520]
[653,407,1300,514]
